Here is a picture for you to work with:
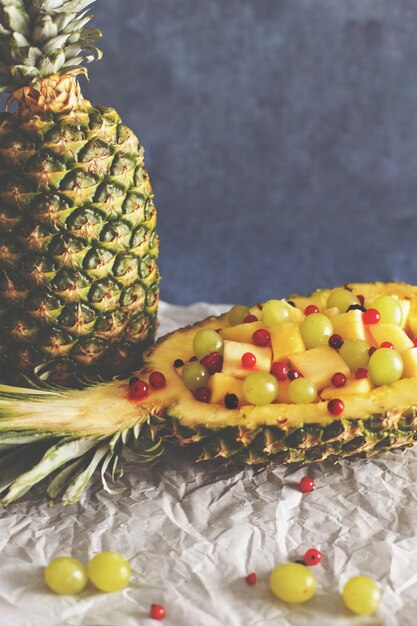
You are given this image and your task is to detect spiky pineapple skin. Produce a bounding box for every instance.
[0,104,159,384]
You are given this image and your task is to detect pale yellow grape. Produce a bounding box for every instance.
[262,300,291,326]
[288,378,317,404]
[182,362,210,391]
[342,576,381,615]
[368,348,403,386]
[243,372,278,405]
[372,295,402,326]
[227,305,250,326]
[339,339,370,370]
[269,563,316,604]
[44,557,87,595]
[301,313,333,349]
[193,329,224,360]
[327,288,360,313]
[87,552,131,592]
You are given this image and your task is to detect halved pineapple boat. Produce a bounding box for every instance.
[2,281,417,504]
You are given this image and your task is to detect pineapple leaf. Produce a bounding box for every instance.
[61,443,108,504]
[47,456,87,499]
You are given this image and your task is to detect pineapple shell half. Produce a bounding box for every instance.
[1,281,417,504]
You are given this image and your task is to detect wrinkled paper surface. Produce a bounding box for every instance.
[0,301,415,626]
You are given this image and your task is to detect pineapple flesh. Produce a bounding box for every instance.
[1,282,417,504]
[0,1,159,385]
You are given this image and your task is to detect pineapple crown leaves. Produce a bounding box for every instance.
[0,0,102,93]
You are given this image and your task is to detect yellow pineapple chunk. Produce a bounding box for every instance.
[323,307,339,318]
[408,297,417,336]
[399,299,411,329]
[209,373,245,405]
[289,345,350,391]
[328,309,366,341]
[270,322,305,361]
[369,323,413,352]
[222,340,272,379]
[276,379,291,403]
[287,305,304,325]
[401,347,417,378]
[321,376,373,400]
[220,321,264,342]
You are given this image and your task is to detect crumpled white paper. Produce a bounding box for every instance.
[0,301,415,626]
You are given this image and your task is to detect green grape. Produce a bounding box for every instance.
[243,372,278,405]
[339,339,370,371]
[262,300,291,327]
[288,378,317,404]
[270,562,316,604]
[372,295,403,326]
[368,348,403,386]
[342,575,381,615]
[327,288,360,313]
[87,552,131,593]
[301,313,333,349]
[227,305,250,326]
[44,557,88,595]
[182,362,210,391]
[193,329,224,360]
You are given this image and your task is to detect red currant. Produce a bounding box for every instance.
[363,308,380,325]
[299,476,315,493]
[329,333,344,349]
[129,379,149,400]
[149,371,166,389]
[252,329,271,347]
[200,352,223,374]
[244,314,258,323]
[150,604,166,620]
[271,361,288,381]
[327,398,344,416]
[357,294,365,306]
[380,341,394,349]
[194,387,211,403]
[303,548,322,566]
[368,346,377,357]
[412,337,417,347]
[304,304,319,315]
[288,369,301,380]
[355,368,368,379]
[331,372,347,388]
[189,356,198,362]
[245,572,257,586]
[241,352,256,368]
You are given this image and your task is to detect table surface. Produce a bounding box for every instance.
[0,302,414,626]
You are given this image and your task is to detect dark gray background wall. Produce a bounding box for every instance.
[85,1,417,304]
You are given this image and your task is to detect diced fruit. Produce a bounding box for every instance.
[372,295,403,326]
[289,346,350,391]
[269,322,305,361]
[408,297,417,336]
[244,314,258,323]
[262,300,291,326]
[288,290,329,312]
[242,372,278,405]
[220,321,264,343]
[269,563,317,604]
[339,339,370,371]
[369,323,414,352]
[332,372,347,388]
[329,333,344,349]
[227,305,251,326]
[194,387,211,403]
[276,379,291,403]
[182,362,210,391]
[327,398,344,416]
[129,379,149,400]
[342,576,381,616]
[288,378,317,404]
[321,376,373,400]
[328,309,367,341]
[222,340,272,379]
[252,329,271,346]
[224,393,239,409]
[301,313,333,349]
[193,329,223,360]
[327,288,360,313]
[368,348,403,386]
[399,299,411,329]
[304,304,319,315]
[241,352,256,369]
[288,305,305,325]
[200,352,223,374]
[149,372,166,389]
[323,307,340,318]
[209,373,245,405]
[401,347,417,378]
[271,361,288,381]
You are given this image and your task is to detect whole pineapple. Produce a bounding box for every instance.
[0,0,159,385]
